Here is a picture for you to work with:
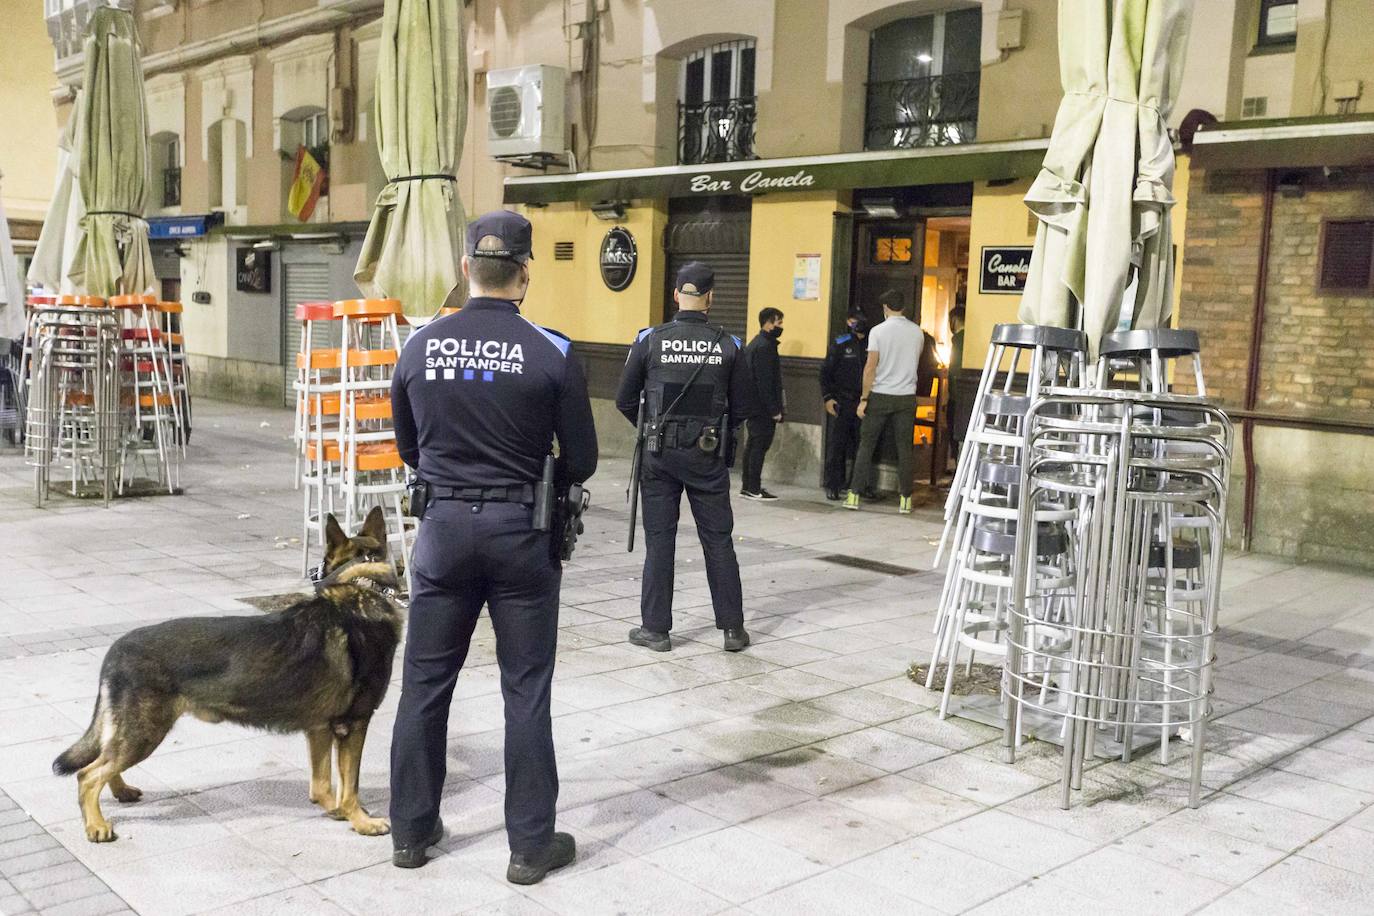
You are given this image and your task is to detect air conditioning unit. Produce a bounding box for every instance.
[486,65,567,161]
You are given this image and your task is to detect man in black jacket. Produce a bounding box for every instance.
[820,311,868,500]
[741,307,784,500]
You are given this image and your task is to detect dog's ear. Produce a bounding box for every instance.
[324,514,348,553]
[362,506,388,553]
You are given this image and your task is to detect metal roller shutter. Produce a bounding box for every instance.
[281,262,333,407]
[663,205,752,341]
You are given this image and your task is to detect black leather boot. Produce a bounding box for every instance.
[507,832,576,885]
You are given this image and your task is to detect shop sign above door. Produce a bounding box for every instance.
[600,226,638,292]
[979,246,1032,294]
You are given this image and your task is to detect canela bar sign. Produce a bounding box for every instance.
[979,246,1032,294]
[688,168,817,194]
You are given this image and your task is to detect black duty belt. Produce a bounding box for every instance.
[430,484,535,504]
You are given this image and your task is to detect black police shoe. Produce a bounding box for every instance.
[507,832,576,885]
[392,820,445,869]
[723,628,751,652]
[628,627,671,652]
[825,488,841,501]
[861,488,879,500]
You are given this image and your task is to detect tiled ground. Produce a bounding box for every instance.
[2,400,1373,915]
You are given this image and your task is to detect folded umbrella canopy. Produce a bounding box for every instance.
[1019,0,1191,357]
[28,92,86,295]
[0,176,25,340]
[355,0,467,321]
[71,7,155,298]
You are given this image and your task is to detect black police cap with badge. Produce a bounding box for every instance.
[675,261,714,296]
[466,210,535,264]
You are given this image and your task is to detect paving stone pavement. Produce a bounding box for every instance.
[2,400,1373,915]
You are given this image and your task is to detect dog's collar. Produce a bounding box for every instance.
[311,559,402,603]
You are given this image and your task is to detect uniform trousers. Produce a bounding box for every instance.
[390,498,560,855]
[849,392,918,498]
[639,447,744,633]
[823,398,861,491]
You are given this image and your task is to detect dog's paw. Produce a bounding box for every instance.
[309,787,336,808]
[111,784,143,804]
[350,814,391,837]
[324,807,349,822]
[86,821,117,843]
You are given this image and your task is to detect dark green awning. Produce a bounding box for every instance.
[1191,114,1374,169]
[503,138,1049,205]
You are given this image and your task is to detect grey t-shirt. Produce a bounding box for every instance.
[867,314,924,396]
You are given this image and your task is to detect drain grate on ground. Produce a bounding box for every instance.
[815,553,929,577]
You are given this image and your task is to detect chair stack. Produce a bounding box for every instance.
[927,324,1088,716]
[156,301,193,444]
[293,298,414,589]
[23,296,122,506]
[111,293,181,494]
[1000,330,1231,810]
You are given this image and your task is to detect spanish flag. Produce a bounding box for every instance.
[287,145,325,222]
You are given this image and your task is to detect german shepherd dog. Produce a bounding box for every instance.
[54,507,403,843]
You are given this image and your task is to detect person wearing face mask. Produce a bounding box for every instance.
[820,310,869,501]
[389,211,598,882]
[740,307,786,500]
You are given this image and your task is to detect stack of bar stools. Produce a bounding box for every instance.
[295,301,344,577]
[111,293,179,494]
[156,301,192,444]
[333,298,413,589]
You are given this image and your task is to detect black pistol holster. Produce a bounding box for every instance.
[405,476,431,519]
[553,485,590,562]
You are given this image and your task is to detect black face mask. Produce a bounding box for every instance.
[767,326,784,340]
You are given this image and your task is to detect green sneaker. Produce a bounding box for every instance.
[898,495,913,514]
[842,491,860,510]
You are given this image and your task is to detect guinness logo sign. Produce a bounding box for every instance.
[600,226,638,292]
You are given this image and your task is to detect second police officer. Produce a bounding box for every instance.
[388,211,598,884]
[616,262,755,653]
[819,310,869,501]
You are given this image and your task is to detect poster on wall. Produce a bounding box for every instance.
[793,253,821,300]
[979,246,1032,294]
[235,248,271,293]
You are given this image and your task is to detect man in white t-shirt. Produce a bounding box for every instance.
[843,290,924,514]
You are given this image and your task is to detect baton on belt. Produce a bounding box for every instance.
[627,395,645,552]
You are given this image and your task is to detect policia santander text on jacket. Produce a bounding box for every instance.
[387,211,597,885]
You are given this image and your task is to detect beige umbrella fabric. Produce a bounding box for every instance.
[69,7,155,298]
[0,177,28,339]
[28,94,87,295]
[1019,0,1191,357]
[354,0,467,321]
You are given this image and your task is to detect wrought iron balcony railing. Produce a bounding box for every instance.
[161,167,181,208]
[864,71,980,151]
[678,96,758,166]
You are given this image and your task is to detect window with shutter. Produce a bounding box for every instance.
[1318,220,1374,295]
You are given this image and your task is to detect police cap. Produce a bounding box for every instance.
[466,210,534,264]
[675,261,714,296]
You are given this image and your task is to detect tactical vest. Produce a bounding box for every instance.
[642,318,734,431]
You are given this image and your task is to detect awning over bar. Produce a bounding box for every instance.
[503,138,1050,205]
[1190,114,1374,170]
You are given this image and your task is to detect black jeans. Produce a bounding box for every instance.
[390,498,560,855]
[639,447,745,633]
[741,416,776,493]
[823,399,861,491]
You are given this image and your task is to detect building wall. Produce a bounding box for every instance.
[1179,164,1374,568]
[747,193,847,361]
[1291,0,1374,117]
[1,0,60,224]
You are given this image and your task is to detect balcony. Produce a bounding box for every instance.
[678,96,757,166]
[161,166,181,208]
[864,71,980,151]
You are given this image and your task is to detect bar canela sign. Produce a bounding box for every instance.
[502,140,1050,205]
[979,246,1032,294]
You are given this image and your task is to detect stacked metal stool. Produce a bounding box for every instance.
[1000,329,1232,809]
[156,300,192,444]
[293,298,413,589]
[23,296,123,506]
[927,324,1088,718]
[111,293,181,494]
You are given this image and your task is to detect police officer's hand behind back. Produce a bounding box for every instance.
[824,399,838,418]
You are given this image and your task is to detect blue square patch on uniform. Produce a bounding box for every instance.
[482,370,495,382]
[463,369,475,380]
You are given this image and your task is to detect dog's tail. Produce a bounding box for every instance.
[53,693,103,776]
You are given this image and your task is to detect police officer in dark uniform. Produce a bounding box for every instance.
[820,311,868,501]
[389,211,598,883]
[616,262,753,653]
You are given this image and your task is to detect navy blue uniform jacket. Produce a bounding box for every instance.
[391,297,598,489]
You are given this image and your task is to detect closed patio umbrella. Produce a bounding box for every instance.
[29,93,87,295]
[69,6,156,298]
[0,178,24,340]
[354,0,466,321]
[1019,0,1191,356]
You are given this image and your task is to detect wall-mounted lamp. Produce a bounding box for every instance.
[859,197,901,219]
[1276,171,1305,198]
[590,200,627,221]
